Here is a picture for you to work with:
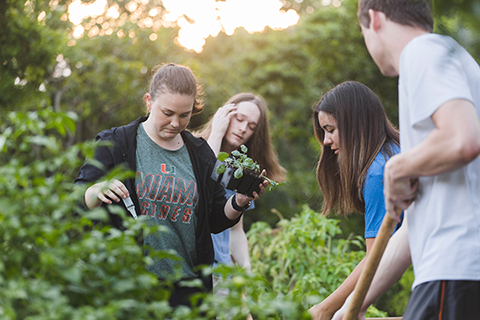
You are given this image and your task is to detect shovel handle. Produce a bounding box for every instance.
[343,209,402,320]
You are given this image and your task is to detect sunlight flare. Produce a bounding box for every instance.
[68,0,301,52]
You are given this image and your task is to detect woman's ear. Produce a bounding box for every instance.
[144,93,152,112]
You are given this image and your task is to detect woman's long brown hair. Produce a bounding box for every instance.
[195,93,287,182]
[313,81,399,217]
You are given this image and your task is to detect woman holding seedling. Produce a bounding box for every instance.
[309,81,402,320]
[75,64,268,308]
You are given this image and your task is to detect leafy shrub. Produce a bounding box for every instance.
[248,205,388,318]
[0,109,312,319]
[1,108,391,319]
[0,109,177,319]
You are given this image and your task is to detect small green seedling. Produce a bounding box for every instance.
[216,145,284,191]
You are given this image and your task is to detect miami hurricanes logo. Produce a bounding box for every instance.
[161,164,176,174]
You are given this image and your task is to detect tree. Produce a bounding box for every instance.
[0,0,69,112]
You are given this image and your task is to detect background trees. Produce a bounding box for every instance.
[1,0,479,317]
[3,0,479,224]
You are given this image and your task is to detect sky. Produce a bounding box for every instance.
[67,0,307,52]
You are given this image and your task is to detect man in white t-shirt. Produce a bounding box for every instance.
[333,1,480,319]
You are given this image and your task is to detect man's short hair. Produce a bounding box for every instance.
[358,0,433,32]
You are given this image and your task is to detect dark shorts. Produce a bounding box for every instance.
[403,280,480,320]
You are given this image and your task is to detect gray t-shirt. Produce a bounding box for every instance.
[135,124,199,279]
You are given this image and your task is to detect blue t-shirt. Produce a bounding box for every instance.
[211,189,254,266]
[363,144,401,239]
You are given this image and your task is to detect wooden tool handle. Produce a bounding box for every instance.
[343,209,401,320]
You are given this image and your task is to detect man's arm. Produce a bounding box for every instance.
[332,219,411,320]
[229,215,252,273]
[384,99,480,214]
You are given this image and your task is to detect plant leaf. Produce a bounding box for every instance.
[218,152,229,161]
[234,168,243,179]
[216,164,226,174]
[231,150,241,157]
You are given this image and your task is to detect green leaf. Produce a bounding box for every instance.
[216,164,226,174]
[240,145,248,153]
[0,135,7,152]
[231,150,241,157]
[234,168,243,179]
[84,208,109,221]
[26,136,59,152]
[243,158,253,165]
[217,152,229,161]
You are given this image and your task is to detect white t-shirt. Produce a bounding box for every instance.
[399,33,480,289]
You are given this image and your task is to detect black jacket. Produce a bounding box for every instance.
[75,116,240,290]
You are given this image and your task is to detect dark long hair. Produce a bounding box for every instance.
[313,81,399,216]
[195,93,287,182]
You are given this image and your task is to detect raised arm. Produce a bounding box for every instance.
[206,104,238,155]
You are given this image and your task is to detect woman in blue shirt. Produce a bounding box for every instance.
[309,81,401,320]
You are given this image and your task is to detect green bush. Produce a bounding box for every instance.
[248,205,388,318]
[0,108,177,319]
[0,109,313,319]
[1,109,396,319]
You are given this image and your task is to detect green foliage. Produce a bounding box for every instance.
[249,205,363,302]
[0,108,315,319]
[248,204,388,317]
[434,0,480,31]
[197,265,313,320]
[3,1,478,317]
[217,144,261,177]
[0,0,69,111]
[0,108,171,319]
